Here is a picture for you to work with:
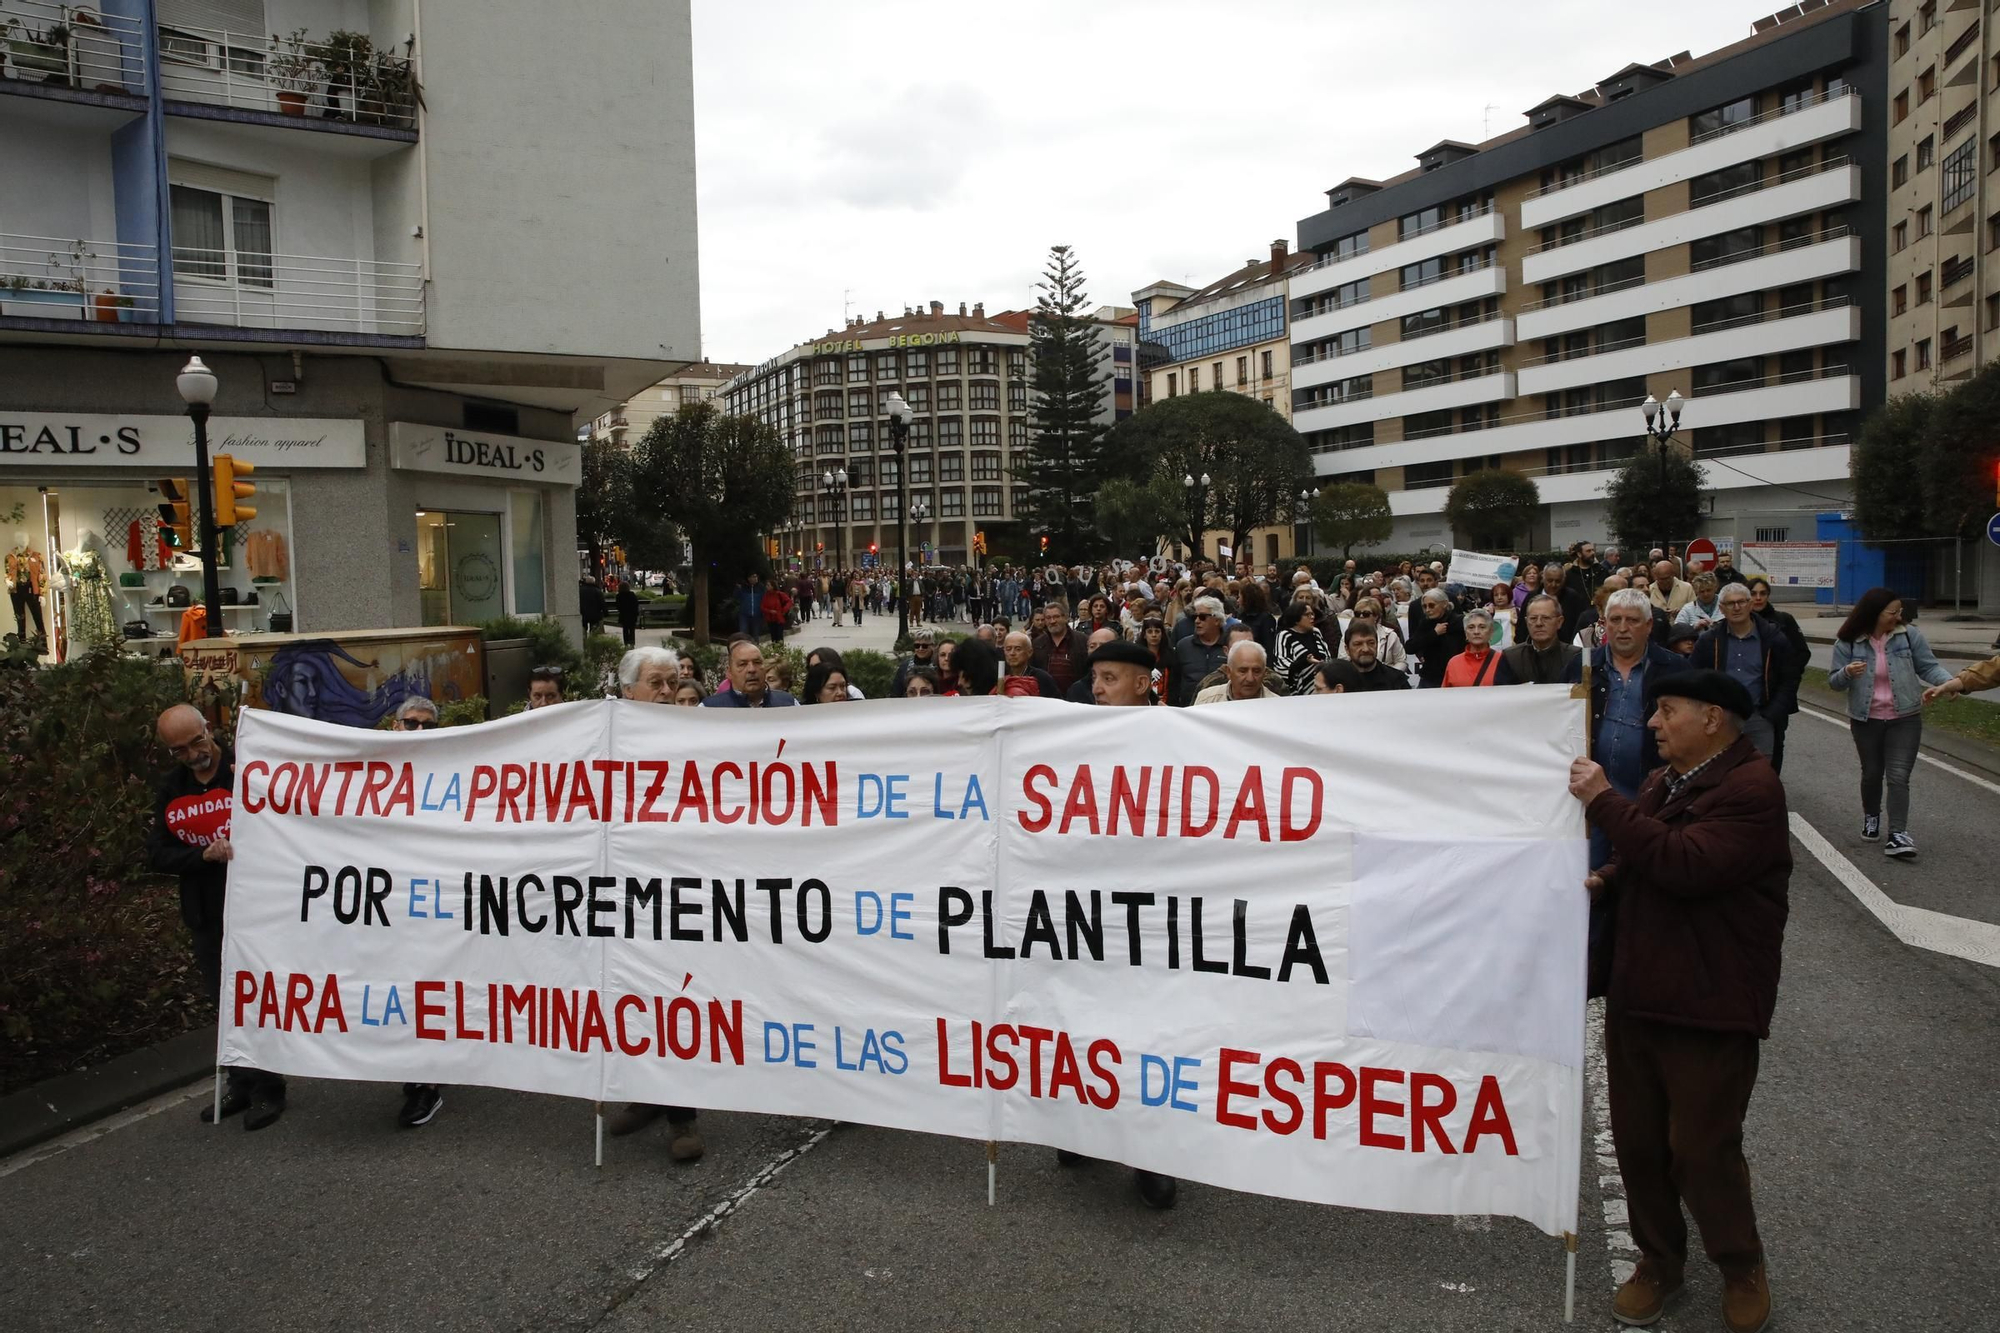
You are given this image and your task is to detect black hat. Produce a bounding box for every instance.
[1665,622,1701,647]
[1088,638,1155,669]
[1649,668,1754,719]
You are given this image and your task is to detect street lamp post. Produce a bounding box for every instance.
[1296,486,1320,558]
[886,392,913,643]
[821,467,848,573]
[1640,388,1685,547]
[175,356,224,641]
[1182,472,1210,562]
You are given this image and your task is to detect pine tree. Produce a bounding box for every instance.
[1021,245,1110,561]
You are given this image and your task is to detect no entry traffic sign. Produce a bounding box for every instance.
[1685,538,1719,572]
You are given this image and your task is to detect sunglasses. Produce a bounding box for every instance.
[402,719,440,730]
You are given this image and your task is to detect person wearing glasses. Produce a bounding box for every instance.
[527,666,563,709]
[1336,598,1408,672]
[388,697,447,1127]
[1170,596,1229,706]
[150,704,288,1130]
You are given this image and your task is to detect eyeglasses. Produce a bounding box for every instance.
[401,718,440,730]
[165,735,210,758]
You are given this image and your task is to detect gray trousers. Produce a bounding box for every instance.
[1741,713,1775,758]
[1849,715,1924,833]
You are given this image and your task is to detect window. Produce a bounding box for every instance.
[850,495,874,521]
[1188,366,1199,392]
[1915,338,1932,370]
[935,347,958,374]
[1212,361,1223,390]
[1008,384,1027,411]
[1919,65,1937,103]
[940,490,966,519]
[969,418,998,447]
[1895,21,1910,57]
[1330,230,1370,260]
[1322,327,1372,358]
[848,355,867,382]
[1917,136,1935,171]
[969,382,997,410]
[846,389,871,417]
[815,359,840,385]
[879,458,899,487]
[1691,162,1761,206]
[1779,415,1815,449]
[849,422,872,448]
[1894,90,1909,124]
[1986,292,2000,330]
[1893,220,1909,252]
[967,348,997,374]
[937,418,963,447]
[971,452,1001,480]
[1989,212,2000,251]
[1691,227,1762,268]
[1305,422,1374,453]
[1700,423,1764,457]
[1235,355,1248,385]
[815,425,844,454]
[1401,256,1445,289]
[1693,358,1763,394]
[939,453,964,482]
[1399,205,1444,238]
[906,350,929,377]
[1918,271,1933,304]
[1261,349,1273,379]
[1330,277,1369,309]
[1402,306,1449,339]
[905,385,931,412]
[1166,372,1178,397]
[1779,349,1816,384]
[1403,460,1456,489]
[1893,348,1907,378]
[1690,95,1757,139]
[937,382,961,410]
[1893,155,1909,188]
[910,455,932,484]
[1918,206,1934,238]
[169,182,274,288]
[972,487,1003,517]
[1893,284,1909,315]
[1404,409,1455,440]
[1943,138,1978,213]
[1693,292,1762,333]
[848,458,873,486]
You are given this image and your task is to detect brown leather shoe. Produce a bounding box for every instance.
[1722,1262,1771,1333]
[605,1102,664,1136]
[1612,1261,1684,1327]
[667,1123,706,1163]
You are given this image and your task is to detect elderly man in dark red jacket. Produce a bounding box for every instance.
[1568,669,1789,1333]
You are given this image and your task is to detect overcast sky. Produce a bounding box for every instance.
[690,0,1774,363]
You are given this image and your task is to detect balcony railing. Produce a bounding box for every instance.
[1527,158,1851,259]
[1400,308,1509,343]
[1941,254,1976,288]
[1689,293,1853,338]
[1941,101,1978,143]
[156,22,419,129]
[171,247,424,335]
[1686,84,1857,148]
[0,1,144,93]
[0,232,159,321]
[1519,274,1647,313]
[1689,223,1851,274]
[1941,333,1974,362]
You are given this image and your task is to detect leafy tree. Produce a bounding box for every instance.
[1099,392,1313,556]
[1915,361,2000,537]
[1311,481,1394,556]
[574,436,631,582]
[1443,468,1541,550]
[1020,245,1111,561]
[1605,445,1706,554]
[627,403,794,643]
[1849,390,1935,542]
[1094,474,1183,556]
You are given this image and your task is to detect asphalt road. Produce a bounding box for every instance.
[2,705,1995,1333]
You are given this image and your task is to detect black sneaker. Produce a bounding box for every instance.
[199,1085,251,1123]
[243,1092,286,1132]
[397,1084,444,1128]
[1884,832,1917,859]
[1134,1170,1178,1210]
[1861,814,1881,841]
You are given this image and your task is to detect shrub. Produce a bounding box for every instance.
[842,649,897,700]
[0,650,208,1093]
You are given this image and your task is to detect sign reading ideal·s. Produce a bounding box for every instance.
[388,423,580,487]
[0,415,365,469]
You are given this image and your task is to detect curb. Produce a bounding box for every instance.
[0,1027,214,1159]
[1796,696,2000,784]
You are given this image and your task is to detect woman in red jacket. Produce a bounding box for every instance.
[1442,608,1503,687]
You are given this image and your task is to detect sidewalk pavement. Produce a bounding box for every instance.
[1788,608,2000,664]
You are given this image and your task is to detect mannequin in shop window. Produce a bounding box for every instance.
[7,532,48,644]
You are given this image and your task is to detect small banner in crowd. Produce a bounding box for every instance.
[1446,549,1518,590]
[221,689,1588,1235]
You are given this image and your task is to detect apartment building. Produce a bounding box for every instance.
[0,0,697,651]
[725,302,1034,568]
[588,363,754,449]
[988,303,1141,427]
[1288,0,1886,556]
[1135,240,1316,417]
[1884,0,1996,389]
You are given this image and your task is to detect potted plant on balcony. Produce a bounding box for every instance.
[91,289,135,322]
[266,27,318,115]
[317,29,372,121]
[356,47,422,129]
[3,15,72,85]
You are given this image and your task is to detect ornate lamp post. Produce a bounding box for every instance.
[820,467,848,572]
[1296,486,1320,559]
[175,356,224,637]
[1182,472,1211,561]
[886,391,913,642]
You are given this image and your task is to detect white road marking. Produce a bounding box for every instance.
[1789,814,2000,969]
[0,1081,210,1179]
[620,1124,835,1286]
[1795,706,2000,798]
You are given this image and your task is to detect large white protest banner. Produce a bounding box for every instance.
[221,688,1587,1235]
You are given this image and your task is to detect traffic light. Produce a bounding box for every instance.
[1039,534,1049,554]
[973,530,987,556]
[869,541,878,554]
[211,454,256,527]
[157,477,194,549]
[815,542,824,553]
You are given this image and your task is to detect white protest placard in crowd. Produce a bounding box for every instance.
[1446,549,1518,590]
[221,689,1588,1235]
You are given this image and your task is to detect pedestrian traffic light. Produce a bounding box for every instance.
[211,454,256,527]
[157,477,194,549]
[869,541,878,554]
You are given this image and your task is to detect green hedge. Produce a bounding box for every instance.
[0,650,205,1093]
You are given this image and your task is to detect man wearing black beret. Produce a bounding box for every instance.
[1567,669,1790,1333]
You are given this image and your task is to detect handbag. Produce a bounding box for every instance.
[267,590,292,633]
[165,583,191,607]
[218,585,240,605]
[123,620,153,640]
[119,571,145,587]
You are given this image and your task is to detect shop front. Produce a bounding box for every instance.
[1,413,363,663]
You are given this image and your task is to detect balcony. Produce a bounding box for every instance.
[1290,264,1505,343]
[0,2,145,105]
[1317,368,1860,480]
[1522,88,1861,229]
[1522,161,1862,285]
[1380,437,1854,514]
[1290,207,1506,301]
[156,22,419,143]
[1295,367,1513,434]
[1294,313,1514,387]
[1517,229,1859,341]
[1518,299,1858,396]
[172,247,424,339]
[0,232,159,323]
[1941,254,1976,305]
[1939,331,1976,378]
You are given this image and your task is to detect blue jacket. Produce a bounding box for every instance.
[1827,625,1954,720]
[1692,616,1795,721]
[700,688,798,708]
[1588,642,1691,775]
